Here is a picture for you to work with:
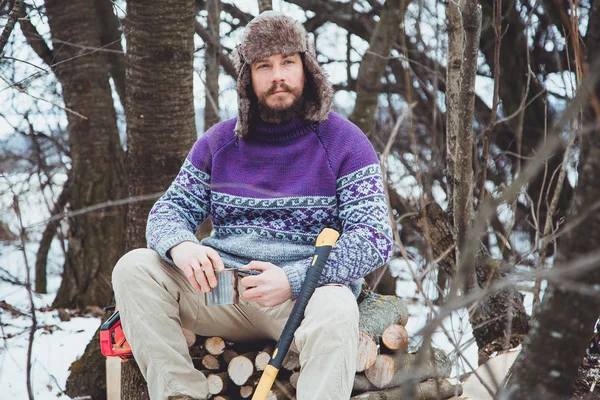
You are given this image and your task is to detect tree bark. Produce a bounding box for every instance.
[504,2,600,396]
[445,0,463,211]
[348,0,404,138]
[204,0,220,131]
[35,175,71,294]
[125,0,197,250]
[358,291,409,336]
[64,329,108,399]
[46,0,127,309]
[453,0,481,293]
[0,0,23,54]
[96,0,127,105]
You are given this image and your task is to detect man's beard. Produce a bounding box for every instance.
[255,82,305,125]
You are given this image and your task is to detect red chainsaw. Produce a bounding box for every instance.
[99,308,133,358]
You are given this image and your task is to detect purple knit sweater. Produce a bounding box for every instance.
[146,112,394,298]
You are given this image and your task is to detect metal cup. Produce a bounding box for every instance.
[205,268,239,306]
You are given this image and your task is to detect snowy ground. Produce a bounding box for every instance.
[0,243,102,399]
[0,175,103,399]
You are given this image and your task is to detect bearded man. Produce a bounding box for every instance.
[112,11,393,400]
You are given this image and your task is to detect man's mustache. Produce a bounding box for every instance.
[266,83,294,96]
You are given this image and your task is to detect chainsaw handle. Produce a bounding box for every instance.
[100,310,120,331]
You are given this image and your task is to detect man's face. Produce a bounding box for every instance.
[250,53,305,111]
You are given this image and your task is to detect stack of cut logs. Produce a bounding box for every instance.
[120,291,463,399]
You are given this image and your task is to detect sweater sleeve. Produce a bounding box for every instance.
[282,161,394,299]
[146,139,212,263]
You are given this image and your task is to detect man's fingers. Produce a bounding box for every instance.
[245,261,271,271]
[199,255,218,288]
[190,259,211,293]
[183,265,202,293]
[242,287,262,301]
[240,275,261,288]
[206,248,225,272]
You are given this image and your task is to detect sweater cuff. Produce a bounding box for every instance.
[153,231,200,264]
[281,258,310,299]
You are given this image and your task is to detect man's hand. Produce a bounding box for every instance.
[240,261,292,307]
[170,241,224,293]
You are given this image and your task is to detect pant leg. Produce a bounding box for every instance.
[243,284,359,400]
[112,249,263,400]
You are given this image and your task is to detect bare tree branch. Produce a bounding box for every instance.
[0,0,23,54]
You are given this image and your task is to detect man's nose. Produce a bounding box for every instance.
[271,64,285,82]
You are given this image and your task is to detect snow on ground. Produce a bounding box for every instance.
[0,241,102,399]
[1,175,102,399]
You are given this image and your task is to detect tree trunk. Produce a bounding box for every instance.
[445,0,463,211]
[64,329,107,399]
[348,0,405,138]
[97,0,127,105]
[204,0,221,131]
[35,176,71,294]
[46,0,127,309]
[125,0,197,250]
[452,0,481,294]
[121,358,150,400]
[504,2,600,395]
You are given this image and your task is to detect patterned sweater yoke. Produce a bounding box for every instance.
[146,112,394,298]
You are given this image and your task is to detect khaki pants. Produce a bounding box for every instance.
[112,248,359,400]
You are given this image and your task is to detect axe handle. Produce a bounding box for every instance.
[252,228,340,400]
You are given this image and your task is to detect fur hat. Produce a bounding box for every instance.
[231,11,333,138]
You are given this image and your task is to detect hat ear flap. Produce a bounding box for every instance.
[232,44,246,74]
[305,32,317,57]
[234,63,252,138]
[302,34,333,123]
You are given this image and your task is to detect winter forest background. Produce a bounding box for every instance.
[2,0,600,398]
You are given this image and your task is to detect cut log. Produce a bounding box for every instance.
[205,336,226,355]
[352,374,379,393]
[381,324,408,352]
[222,349,239,364]
[351,378,463,399]
[282,351,300,371]
[106,357,122,400]
[289,371,300,389]
[356,330,378,372]
[365,348,451,389]
[207,372,230,395]
[120,358,149,400]
[358,292,409,338]
[228,352,256,385]
[240,385,254,398]
[354,373,378,392]
[182,328,197,347]
[255,343,274,371]
[267,381,296,400]
[202,354,222,370]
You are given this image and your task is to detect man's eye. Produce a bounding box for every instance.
[284,60,294,64]
[257,64,267,69]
